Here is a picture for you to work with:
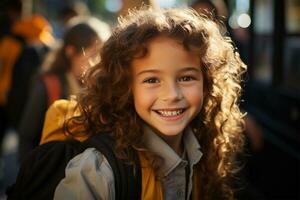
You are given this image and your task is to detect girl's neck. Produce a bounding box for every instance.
[155,131,184,156]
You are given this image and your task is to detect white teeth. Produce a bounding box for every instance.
[157,109,183,117]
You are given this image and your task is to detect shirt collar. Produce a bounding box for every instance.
[183,127,203,166]
[142,126,203,177]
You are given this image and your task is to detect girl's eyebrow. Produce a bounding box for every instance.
[136,69,160,76]
[179,67,202,73]
[136,66,201,76]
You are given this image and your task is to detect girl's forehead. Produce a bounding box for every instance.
[143,36,199,59]
[143,36,186,53]
[149,35,180,43]
[131,36,201,73]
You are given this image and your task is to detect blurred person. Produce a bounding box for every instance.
[0,0,54,154]
[10,7,246,199]
[5,15,55,128]
[192,0,249,64]
[18,17,111,161]
[0,0,23,156]
[191,0,229,35]
[55,1,90,38]
[0,2,54,196]
[191,0,218,16]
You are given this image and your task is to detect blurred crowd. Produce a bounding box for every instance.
[0,0,112,196]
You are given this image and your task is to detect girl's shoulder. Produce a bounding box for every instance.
[55,147,115,200]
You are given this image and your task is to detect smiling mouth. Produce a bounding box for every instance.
[154,109,185,117]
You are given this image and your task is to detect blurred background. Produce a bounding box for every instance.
[0,0,299,199]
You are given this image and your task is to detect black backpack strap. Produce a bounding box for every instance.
[127,147,142,200]
[81,134,141,200]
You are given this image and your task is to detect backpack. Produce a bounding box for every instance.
[7,134,142,200]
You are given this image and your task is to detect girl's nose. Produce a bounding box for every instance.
[160,82,183,102]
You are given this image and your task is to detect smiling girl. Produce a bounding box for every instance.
[11,6,246,200]
[52,7,246,199]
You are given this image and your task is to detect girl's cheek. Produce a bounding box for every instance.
[185,85,204,106]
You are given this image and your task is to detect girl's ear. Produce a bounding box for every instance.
[65,45,76,59]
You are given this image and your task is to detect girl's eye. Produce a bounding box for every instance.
[178,76,195,82]
[143,78,160,84]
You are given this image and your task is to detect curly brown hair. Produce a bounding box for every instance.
[71,7,246,199]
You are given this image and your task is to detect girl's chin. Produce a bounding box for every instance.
[151,127,184,138]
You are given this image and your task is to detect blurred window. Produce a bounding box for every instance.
[283,37,300,90]
[285,0,300,33]
[252,35,273,83]
[252,0,274,83]
[253,0,273,34]
[283,0,300,90]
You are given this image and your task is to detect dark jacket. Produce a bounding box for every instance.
[18,74,68,161]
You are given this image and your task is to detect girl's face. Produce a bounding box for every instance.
[132,36,204,138]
